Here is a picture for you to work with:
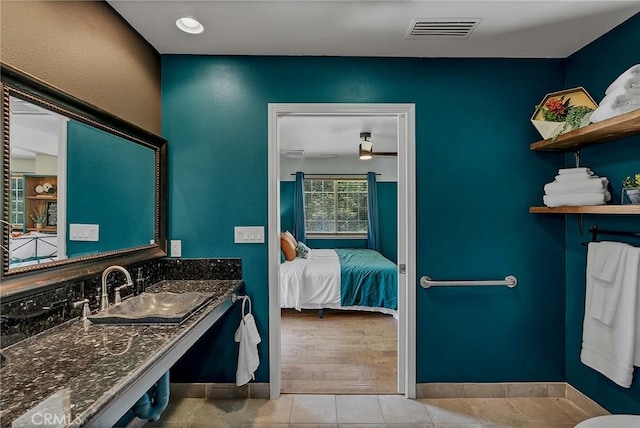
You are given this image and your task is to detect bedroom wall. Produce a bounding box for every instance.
[563,13,640,414]
[162,55,566,384]
[279,181,398,263]
[66,120,155,257]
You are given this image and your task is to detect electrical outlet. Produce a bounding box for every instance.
[170,240,182,257]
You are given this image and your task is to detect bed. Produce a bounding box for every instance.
[280,248,398,317]
[9,232,58,267]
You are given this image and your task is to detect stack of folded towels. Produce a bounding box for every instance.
[543,167,611,207]
[590,64,640,123]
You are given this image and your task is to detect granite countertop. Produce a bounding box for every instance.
[0,279,242,428]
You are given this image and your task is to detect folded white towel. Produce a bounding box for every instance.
[591,86,640,123]
[590,103,640,123]
[613,91,640,105]
[543,192,609,207]
[558,167,592,175]
[581,245,640,388]
[544,177,608,195]
[606,78,640,96]
[554,172,596,182]
[588,241,628,324]
[605,64,640,94]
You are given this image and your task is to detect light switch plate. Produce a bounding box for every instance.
[234,226,265,243]
[170,240,182,257]
[69,224,99,241]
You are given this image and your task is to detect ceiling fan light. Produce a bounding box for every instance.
[359,132,373,160]
[359,143,373,160]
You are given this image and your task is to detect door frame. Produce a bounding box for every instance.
[267,103,416,398]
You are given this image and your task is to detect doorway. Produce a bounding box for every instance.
[268,103,416,399]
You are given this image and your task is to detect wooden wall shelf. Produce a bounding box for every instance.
[530,109,640,151]
[530,206,640,214]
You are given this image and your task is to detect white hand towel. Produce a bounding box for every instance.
[588,241,629,324]
[544,178,608,195]
[554,172,596,182]
[581,245,640,388]
[234,297,261,386]
[605,64,640,94]
[543,193,607,207]
[558,167,592,175]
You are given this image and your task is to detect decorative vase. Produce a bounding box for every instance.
[35,223,43,230]
[623,188,640,205]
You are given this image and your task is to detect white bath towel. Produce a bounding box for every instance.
[590,102,640,123]
[588,242,629,324]
[605,64,640,94]
[234,297,261,386]
[558,167,592,175]
[581,244,640,388]
[554,172,596,182]
[591,87,640,123]
[544,177,608,195]
[543,192,609,207]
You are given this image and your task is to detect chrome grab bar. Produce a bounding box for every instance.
[420,275,517,289]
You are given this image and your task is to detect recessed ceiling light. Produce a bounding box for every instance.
[176,17,204,34]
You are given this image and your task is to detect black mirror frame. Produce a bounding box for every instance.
[1,64,167,302]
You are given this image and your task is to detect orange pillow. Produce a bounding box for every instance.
[280,233,297,261]
[284,230,298,248]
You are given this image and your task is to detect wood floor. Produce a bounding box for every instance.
[280,308,398,394]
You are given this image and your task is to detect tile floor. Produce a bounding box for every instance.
[146,394,599,427]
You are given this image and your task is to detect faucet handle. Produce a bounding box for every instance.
[114,282,132,305]
[70,299,90,321]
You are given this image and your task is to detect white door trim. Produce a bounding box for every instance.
[267,103,416,399]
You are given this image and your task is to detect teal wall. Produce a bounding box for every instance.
[162,55,567,384]
[280,180,397,263]
[563,13,640,414]
[66,120,155,257]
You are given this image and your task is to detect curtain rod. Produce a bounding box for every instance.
[289,173,380,176]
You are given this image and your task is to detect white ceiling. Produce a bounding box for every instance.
[106,1,638,156]
[279,115,398,158]
[108,0,639,58]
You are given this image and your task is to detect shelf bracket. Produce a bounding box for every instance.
[574,150,581,168]
[577,214,584,238]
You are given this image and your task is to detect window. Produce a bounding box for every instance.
[304,178,368,235]
[10,176,25,227]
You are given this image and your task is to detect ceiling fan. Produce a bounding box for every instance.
[358,132,397,159]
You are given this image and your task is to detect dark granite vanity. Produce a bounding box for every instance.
[0,259,244,428]
[1,279,242,427]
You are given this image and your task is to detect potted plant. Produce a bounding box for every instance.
[531,87,598,140]
[622,173,640,204]
[30,208,47,229]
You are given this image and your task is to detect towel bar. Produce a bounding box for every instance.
[420,275,517,289]
[231,294,249,303]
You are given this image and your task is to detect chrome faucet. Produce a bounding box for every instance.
[100,266,133,311]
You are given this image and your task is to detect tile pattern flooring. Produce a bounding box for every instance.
[146,394,600,427]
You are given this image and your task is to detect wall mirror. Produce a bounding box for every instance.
[1,65,167,301]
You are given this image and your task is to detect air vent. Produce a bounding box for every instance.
[405,18,481,39]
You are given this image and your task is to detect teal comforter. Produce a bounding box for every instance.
[335,249,398,310]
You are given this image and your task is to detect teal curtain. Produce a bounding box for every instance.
[367,172,380,251]
[293,171,306,244]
